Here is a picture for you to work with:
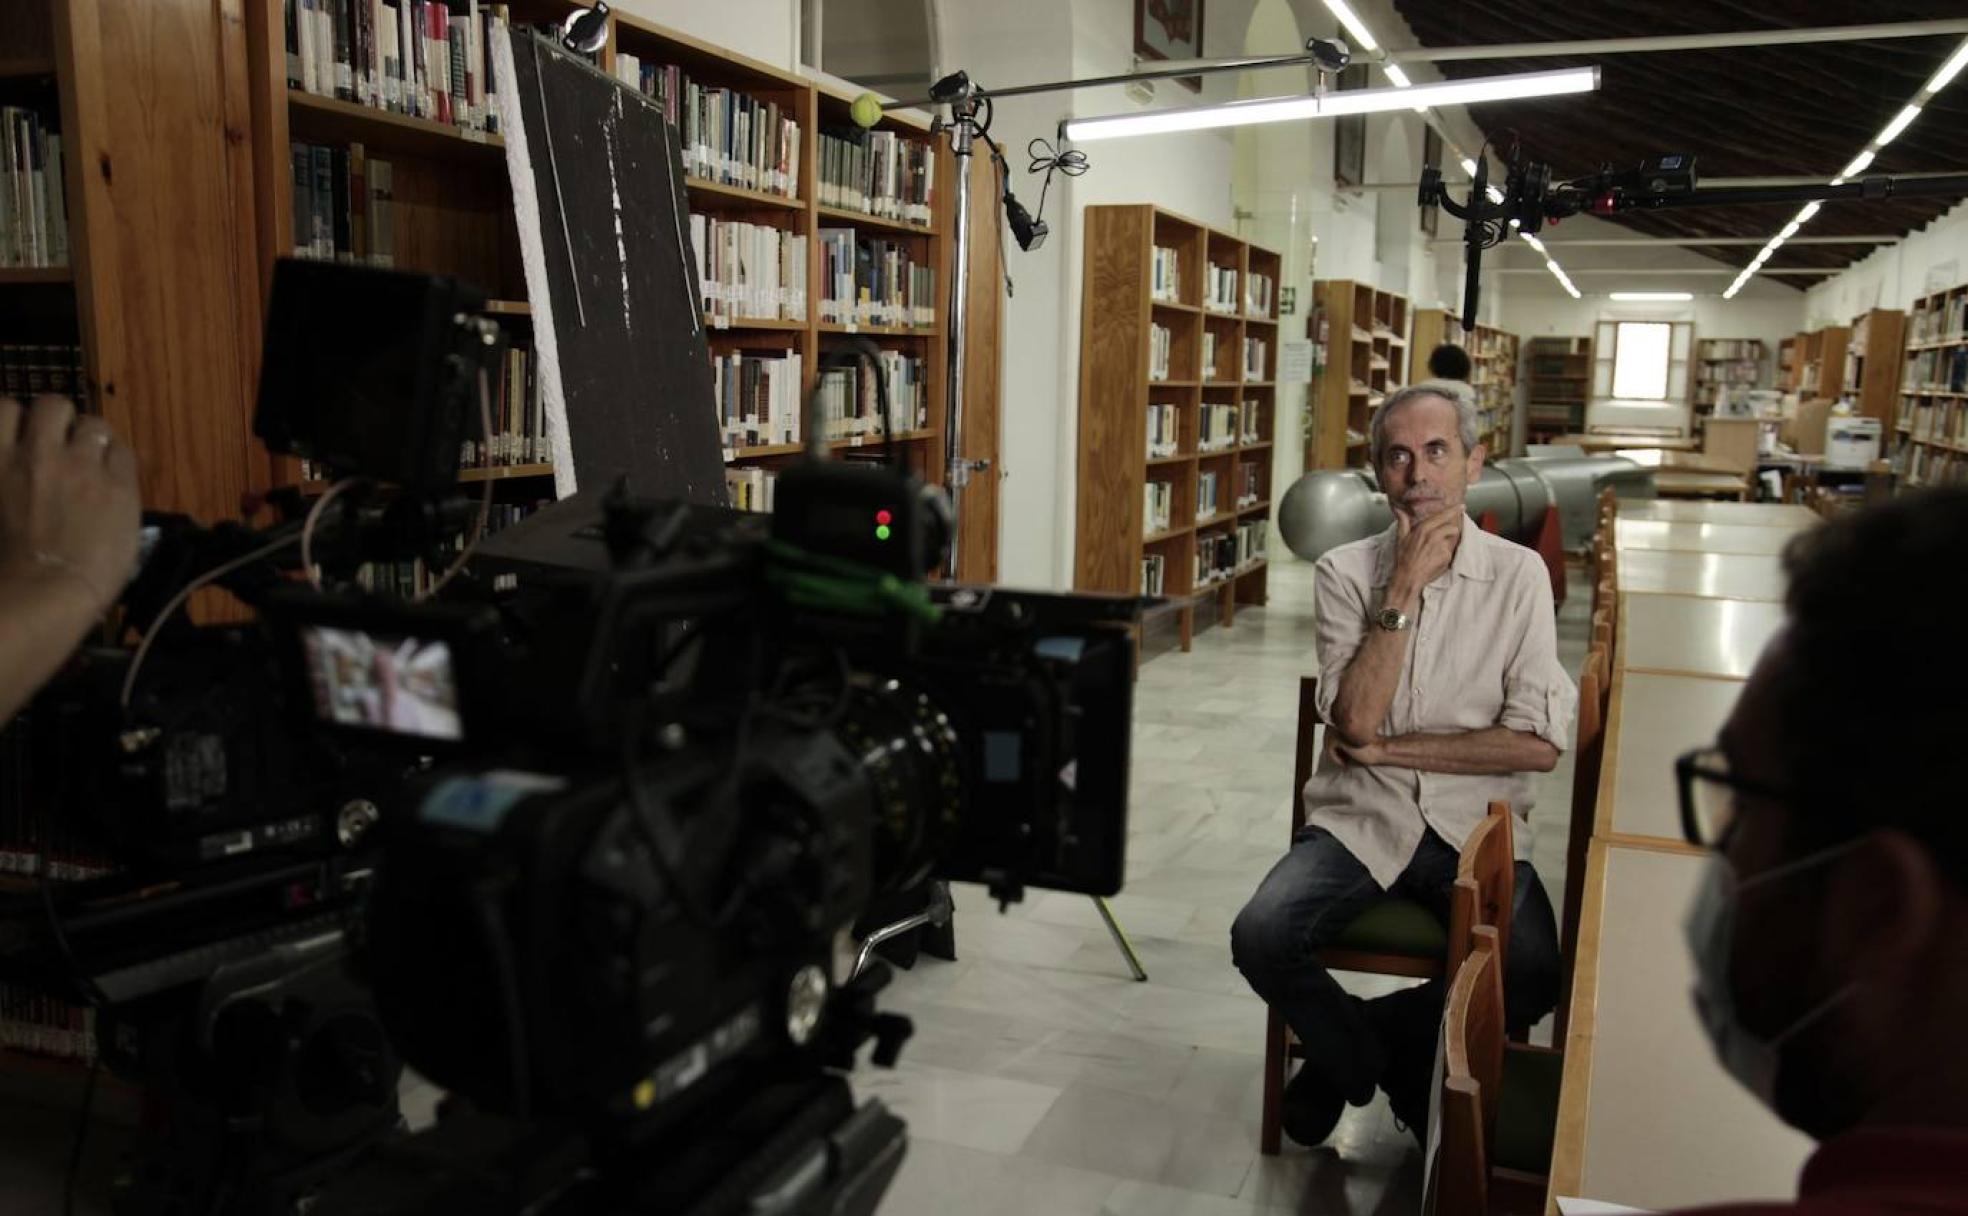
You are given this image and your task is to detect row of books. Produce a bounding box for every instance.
[1203,332,1219,379]
[713,350,803,450]
[1204,264,1239,313]
[1197,470,1222,519]
[1244,337,1269,380]
[285,0,504,134]
[1,106,67,268]
[814,353,929,439]
[0,989,94,1062]
[817,229,936,327]
[1196,530,1240,585]
[1144,480,1174,537]
[1238,459,1263,506]
[1904,347,1968,394]
[1911,294,1968,344]
[1151,246,1183,302]
[726,466,778,512]
[818,129,934,226]
[625,57,800,199]
[350,501,540,598]
[462,344,548,467]
[1899,398,1967,448]
[1149,323,1173,382]
[1900,439,1967,487]
[1247,272,1275,317]
[690,217,806,321]
[1241,398,1265,442]
[0,342,87,410]
[1146,402,1179,459]
[290,142,397,266]
[1200,402,1239,451]
[1142,552,1167,597]
[0,710,115,883]
[1700,339,1765,360]
[1236,518,1268,566]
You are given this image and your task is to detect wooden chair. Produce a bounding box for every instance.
[1259,676,1515,1154]
[1427,926,1565,1216]
[1554,645,1607,1045]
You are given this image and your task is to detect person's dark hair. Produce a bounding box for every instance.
[1776,487,1968,878]
[1427,343,1472,381]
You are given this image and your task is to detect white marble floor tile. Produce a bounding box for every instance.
[853,1060,1065,1155]
[1015,1079,1262,1197]
[880,1136,1120,1214]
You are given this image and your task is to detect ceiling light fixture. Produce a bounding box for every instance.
[1610,291,1694,302]
[1460,157,1478,177]
[1925,38,1968,94]
[1840,149,1876,180]
[1876,103,1922,147]
[1061,66,1598,142]
[1383,63,1412,88]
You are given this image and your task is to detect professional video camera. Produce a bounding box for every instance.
[0,257,1140,1216]
[1418,133,1968,330]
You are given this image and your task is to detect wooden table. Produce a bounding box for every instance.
[1616,500,1819,528]
[1609,448,1749,475]
[1598,668,1744,844]
[1654,469,1751,501]
[1613,519,1804,556]
[1546,841,1815,1214]
[1618,593,1787,679]
[1553,433,1698,454]
[1615,550,1787,601]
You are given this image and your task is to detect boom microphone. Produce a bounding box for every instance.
[1461,156,1485,333]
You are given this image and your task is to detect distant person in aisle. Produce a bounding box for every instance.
[1670,487,1968,1215]
[0,394,141,725]
[1425,342,1477,414]
[1231,384,1574,1147]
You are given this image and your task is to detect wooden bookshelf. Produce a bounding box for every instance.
[1413,309,1518,457]
[1894,282,1968,488]
[1309,279,1409,470]
[1796,325,1851,400]
[1524,336,1590,444]
[1778,333,1803,391]
[1841,308,1905,436]
[1076,205,1278,652]
[240,3,1002,578]
[1694,338,1766,417]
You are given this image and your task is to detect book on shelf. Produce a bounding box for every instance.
[726,466,778,512]
[351,500,541,597]
[1204,264,1238,313]
[813,350,927,439]
[0,343,87,410]
[713,349,803,450]
[462,343,548,467]
[285,0,506,134]
[1201,332,1217,378]
[627,59,801,200]
[817,229,935,327]
[1247,271,1274,317]
[1148,323,1171,382]
[1150,245,1182,303]
[1200,402,1238,451]
[1701,339,1764,361]
[1144,480,1173,536]
[689,217,806,321]
[1195,530,1238,585]
[1905,347,1968,393]
[1237,459,1261,506]
[817,128,933,224]
[1141,552,1166,597]
[1911,294,1968,344]
[1236,518,1267,566]
[1,105,68,269]
[1146,402,1178,459]
[290,142,396,266]
[1240,398,1262,442]
[1196,470,1220,519]
[1243,336,1268,381]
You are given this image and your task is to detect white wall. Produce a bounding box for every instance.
[613,0,798,69]
[1804,198,1968,326]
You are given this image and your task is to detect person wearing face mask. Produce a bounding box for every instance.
[1231,385,1575,1146]
[1671,487,1968,1216]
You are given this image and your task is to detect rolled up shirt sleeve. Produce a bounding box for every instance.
[1313,553,1370,728]
[1496,552,1578,752]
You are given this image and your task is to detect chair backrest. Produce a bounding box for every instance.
[1428,925,1507,1216]
[1292,676,1323,837]
[1447,802,1515,981]
[1557,647,1607,1045]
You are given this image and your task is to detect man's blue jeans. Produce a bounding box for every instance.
[1230,825,1561,1099]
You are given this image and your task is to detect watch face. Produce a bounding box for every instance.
[1377,607,1406,631]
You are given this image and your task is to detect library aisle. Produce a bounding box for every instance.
[862,560,1590,1215]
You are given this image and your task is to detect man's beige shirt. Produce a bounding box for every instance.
[1307,515,1577,888]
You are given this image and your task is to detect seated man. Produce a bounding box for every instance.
[1232,384,1573,1144]
[1670,488,1968,1215]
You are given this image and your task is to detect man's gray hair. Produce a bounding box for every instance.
[1369,381,1482,466]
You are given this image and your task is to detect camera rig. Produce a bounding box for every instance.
[1419,136,1968,329]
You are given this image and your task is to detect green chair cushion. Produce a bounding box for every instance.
[1494,1047,1565,1176]
[1327,898,1447,958]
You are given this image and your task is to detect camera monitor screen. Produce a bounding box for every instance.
[301,625,464,742]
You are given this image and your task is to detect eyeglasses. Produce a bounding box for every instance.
[1674,746,1798,848]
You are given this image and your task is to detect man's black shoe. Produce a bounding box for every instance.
[1280,1064,1347,1147]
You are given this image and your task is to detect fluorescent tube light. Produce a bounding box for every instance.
[1383,64,1412,88]
[1520,233,1545,252]
[1839,149,1876,180]
[1795,201,1822,224]
[1487,184,1506,204]
[1610,291,1693,302]
[1062,67,1598,142]
[1875,104,1921,147]
[1926,38,1968,94]
[1779,220,1802,240]
[1461,157,1478,176]
[1321,0,1379,53]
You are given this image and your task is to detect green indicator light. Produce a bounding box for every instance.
[875,524,892,540]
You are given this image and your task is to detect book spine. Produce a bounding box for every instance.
[333,0,353,100]
[286,0,303,87]
[290,144,310,255]
[348,142,367,262]
[310,143,333,258]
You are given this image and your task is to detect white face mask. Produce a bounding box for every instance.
[1684,843,1858,1112]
